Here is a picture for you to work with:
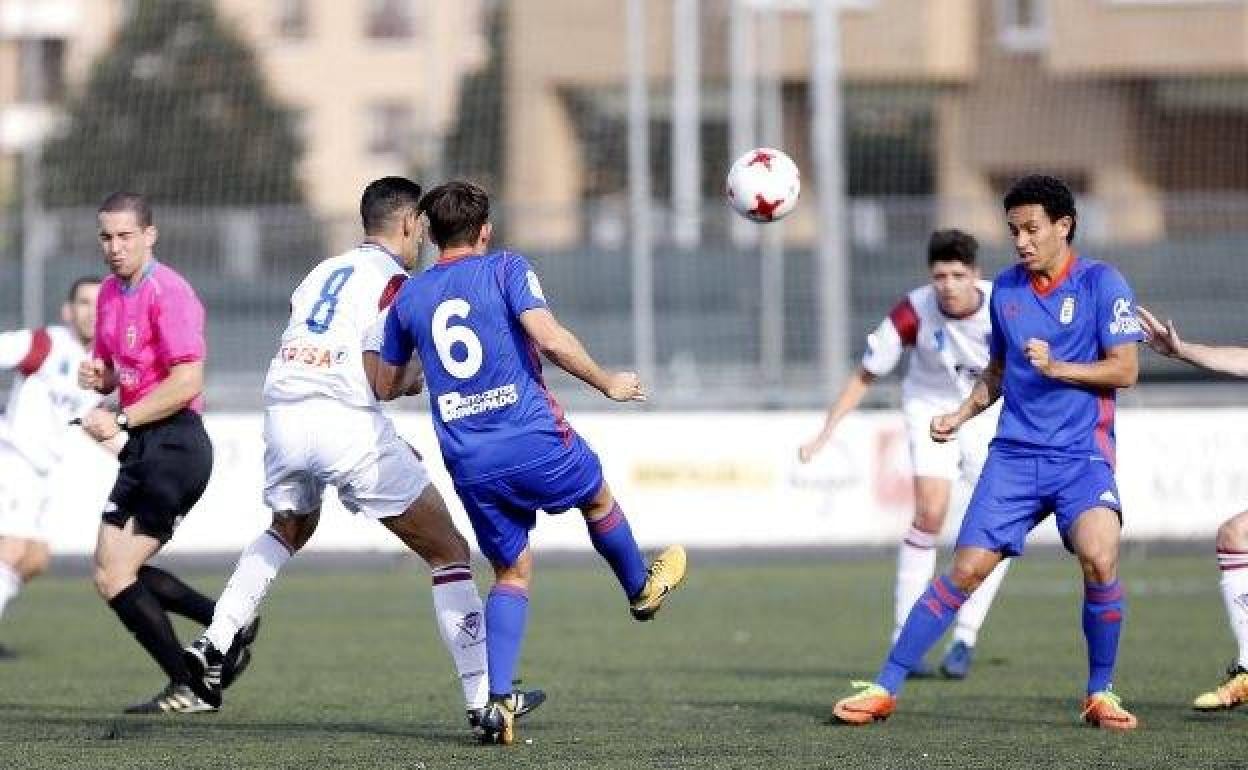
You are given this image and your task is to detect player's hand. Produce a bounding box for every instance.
[1136,305,1184,359]
[798,438,824,464]
[78,359,108,391]
[402,366,425,396]
[80,407,121,442]
[930,412,962,443]
[604,371,646,402]
[1025,338,1056,377]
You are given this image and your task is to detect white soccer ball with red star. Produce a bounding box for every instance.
[725,147,801,223]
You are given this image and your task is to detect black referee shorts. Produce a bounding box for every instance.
[102,409,214,543]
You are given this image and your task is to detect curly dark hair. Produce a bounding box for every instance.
[927,229,978,266]
[1003,174,1077,242]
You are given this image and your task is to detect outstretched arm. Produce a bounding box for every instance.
[519,307,644,402]
[931,356,1004,442]
[798,367,877,463]
[1138,305,1248,378]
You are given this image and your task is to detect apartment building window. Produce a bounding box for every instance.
[365,0,417,39]
[276,0,310,39]
[18,39,67,103]
[997,0,1049,52]
[367,102,414,157]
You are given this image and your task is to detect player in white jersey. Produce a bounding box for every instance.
[0,277,112,657]
[183,177,542,733]
[799,230,1010,679]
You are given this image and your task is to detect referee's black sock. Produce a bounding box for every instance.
[108,581,192,685]
[137,565,216,626]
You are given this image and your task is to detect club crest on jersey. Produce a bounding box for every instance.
[1059,296,1076,325]
[125,324,138,349]
[933,329,946,352]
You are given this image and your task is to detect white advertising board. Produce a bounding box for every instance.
[38,409,1248,555]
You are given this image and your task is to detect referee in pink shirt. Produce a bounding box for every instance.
[78,192,256,714]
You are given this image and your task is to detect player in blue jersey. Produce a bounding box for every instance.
[832,175,1144,730]
[376,180,687,746]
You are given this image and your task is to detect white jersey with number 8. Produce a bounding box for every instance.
[263,244,407,409]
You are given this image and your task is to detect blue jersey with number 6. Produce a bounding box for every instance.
[381,250,573,483]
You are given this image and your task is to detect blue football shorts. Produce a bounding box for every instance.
[955,448,1123,557]
[454,433,605,566]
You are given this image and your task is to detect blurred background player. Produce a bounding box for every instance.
[832,175,1144,730]
[799,229,1009,679]
[1135,305,1248,711]
[377,180,687,746]
[0,276,113,658]
[182,177,543,734]
[79,192,254,714]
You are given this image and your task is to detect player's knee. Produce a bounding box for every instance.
[911,509,944,535]
[92,564,133,599]
[1078,550,1118,584]
[493,554,532,588]
[946,562,986,593]
[1216,512,1248,552]
[270,512,314,552]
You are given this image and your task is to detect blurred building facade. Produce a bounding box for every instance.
[503,0,1248,248]
[0,0,487,246]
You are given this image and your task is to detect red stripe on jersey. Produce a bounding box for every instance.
[17,328,52,376]
[378,274,407,310]
[1094,391,1116,469]
[887,298,920,346]
[526,340,573,447]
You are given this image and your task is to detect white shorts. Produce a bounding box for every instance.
[903,400,999,483]
[0,446,50,541]
[262,400,431,520]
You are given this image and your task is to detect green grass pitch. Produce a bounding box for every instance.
[0,552,1243,769]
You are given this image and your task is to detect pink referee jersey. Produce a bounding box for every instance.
[94,261,206,413]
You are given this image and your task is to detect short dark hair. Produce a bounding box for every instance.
[98,192,153,227]
[419,181,490,250]
[928,229,977,266]
[67,275,103,302]
[360,176,423,235]
[1003,174,1077,242]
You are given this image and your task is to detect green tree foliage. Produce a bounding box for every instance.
[42,0,303,205]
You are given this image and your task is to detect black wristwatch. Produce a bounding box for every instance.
[115,411,130,431]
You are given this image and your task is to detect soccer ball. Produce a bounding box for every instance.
[725,147,801,223]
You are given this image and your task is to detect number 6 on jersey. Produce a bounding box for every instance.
[432,298,483,379]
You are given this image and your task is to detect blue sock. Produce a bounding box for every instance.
[586,502,648,599]
[1083,579,1124,695]
[485,584,529,697]
[876,575,967,695]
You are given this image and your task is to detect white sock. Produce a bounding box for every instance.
[0,562,20,621]
[953,557,1011,648]
[894,527,938,641]
[430,563,488,710]
[1217,551,1248,669]
[204,530,293,652]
